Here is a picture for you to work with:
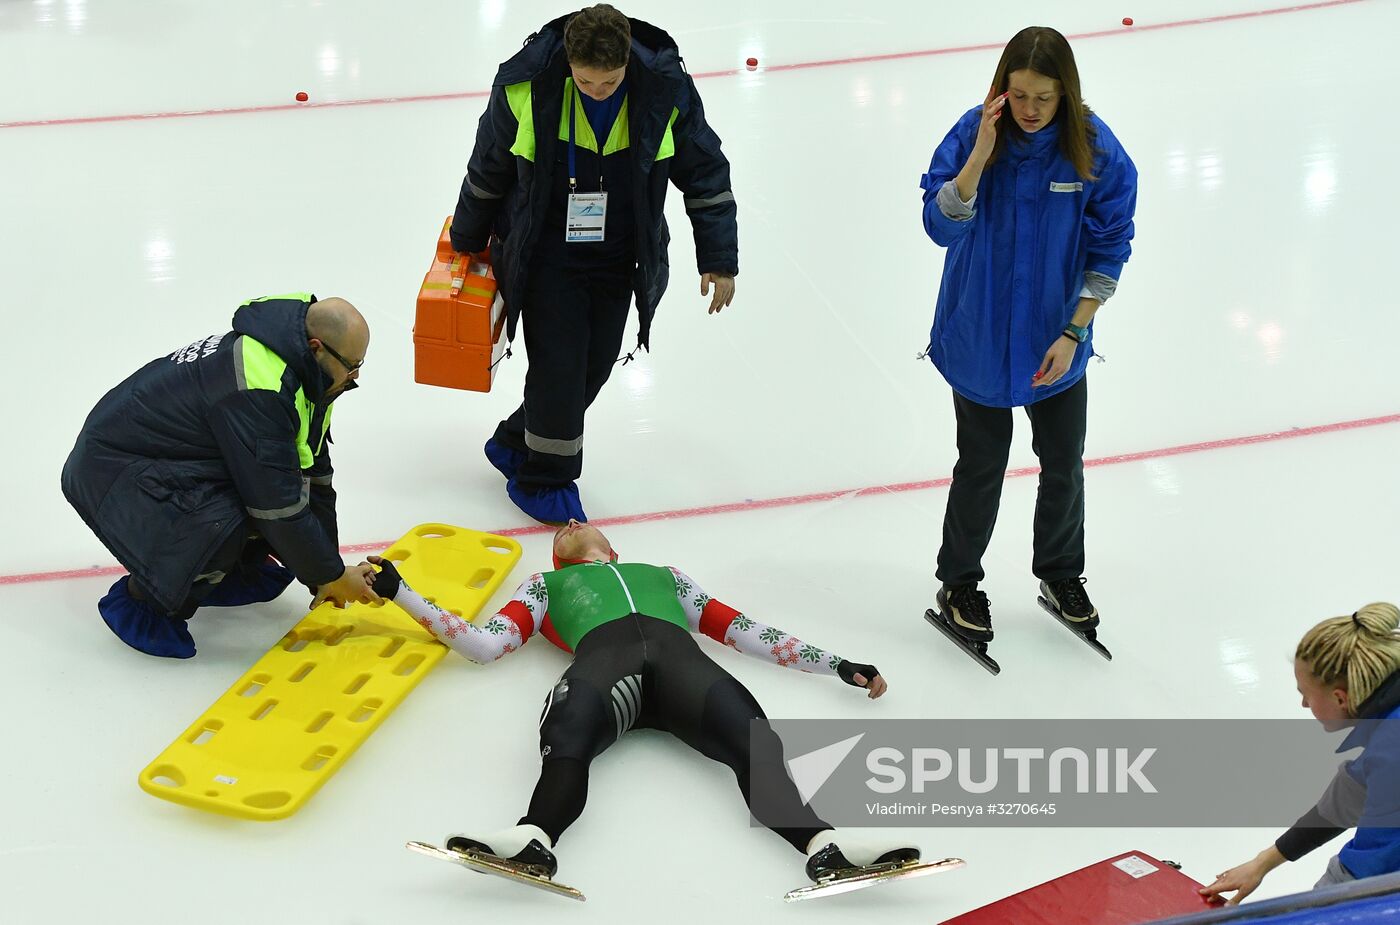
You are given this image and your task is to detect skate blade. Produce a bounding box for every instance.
[406,841,586,902]
[925,609,1000,675]
[784,857,965,903]
[1037,598,1112,661]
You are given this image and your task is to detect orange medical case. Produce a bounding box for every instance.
[413,217,506,392]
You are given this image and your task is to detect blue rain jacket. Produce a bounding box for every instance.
[1337,672,1400,879]
[920,108,1137,407]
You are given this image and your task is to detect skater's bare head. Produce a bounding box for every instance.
[1294,602,1400,729]
[552,519,615,568]
[306,297,370,398]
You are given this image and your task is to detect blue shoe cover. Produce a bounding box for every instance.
[98,576,196,659]
[506,479,587,525]
[484,437,526,480]
[202,559,294,607]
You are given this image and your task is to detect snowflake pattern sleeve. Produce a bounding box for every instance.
[667,567,843,677]
[388,574,545,665]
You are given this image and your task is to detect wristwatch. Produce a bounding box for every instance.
[1062,322,1089,343]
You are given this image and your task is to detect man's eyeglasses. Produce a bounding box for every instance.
[317,339,363,374]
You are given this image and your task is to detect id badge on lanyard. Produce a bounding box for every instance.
[566,89,607,243]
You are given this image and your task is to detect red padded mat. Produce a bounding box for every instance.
[941,851,1222,924]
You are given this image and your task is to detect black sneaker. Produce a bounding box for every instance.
[938,583,993,644]
[1040,577,1099,630]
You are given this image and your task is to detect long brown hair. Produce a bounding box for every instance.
[987,27,1098,180]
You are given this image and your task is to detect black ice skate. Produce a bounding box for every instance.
[785,837,964,903]
[1037,577,1111,662]
[925,583,1000,675]
[406,824,583,901]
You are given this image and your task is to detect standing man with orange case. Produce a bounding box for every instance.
[449,4,739,524]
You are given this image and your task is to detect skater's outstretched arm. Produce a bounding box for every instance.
[368,557,542,665]
[667,567,887,698]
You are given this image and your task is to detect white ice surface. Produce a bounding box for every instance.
[2,1,1398,921]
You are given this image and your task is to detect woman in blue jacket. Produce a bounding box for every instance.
[919,27,1136,651]
[1200,602,1400,904]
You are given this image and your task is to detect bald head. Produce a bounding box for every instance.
[307,297,369,349]
[306,297,369,396]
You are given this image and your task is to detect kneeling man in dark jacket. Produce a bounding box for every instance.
[62,293,379,658]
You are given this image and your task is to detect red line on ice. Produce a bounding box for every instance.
[7,410,1397,587]
[0,0,1367,130]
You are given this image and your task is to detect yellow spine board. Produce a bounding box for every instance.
[139,524,522,820]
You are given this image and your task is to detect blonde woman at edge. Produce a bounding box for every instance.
[1202,603,1400,904]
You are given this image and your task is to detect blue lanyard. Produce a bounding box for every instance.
[567,84,604,194]
[568,86,576,191]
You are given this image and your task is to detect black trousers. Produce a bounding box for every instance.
[521,614,830,854]
[936,376,1088,586]
[130,527,268,619]
[493,253,634,490]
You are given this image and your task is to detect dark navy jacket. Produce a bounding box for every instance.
[450,15,738,349]
[61,296,345,612]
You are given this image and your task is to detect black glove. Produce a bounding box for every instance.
[837,660,880,689]
[371,559,403,600]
